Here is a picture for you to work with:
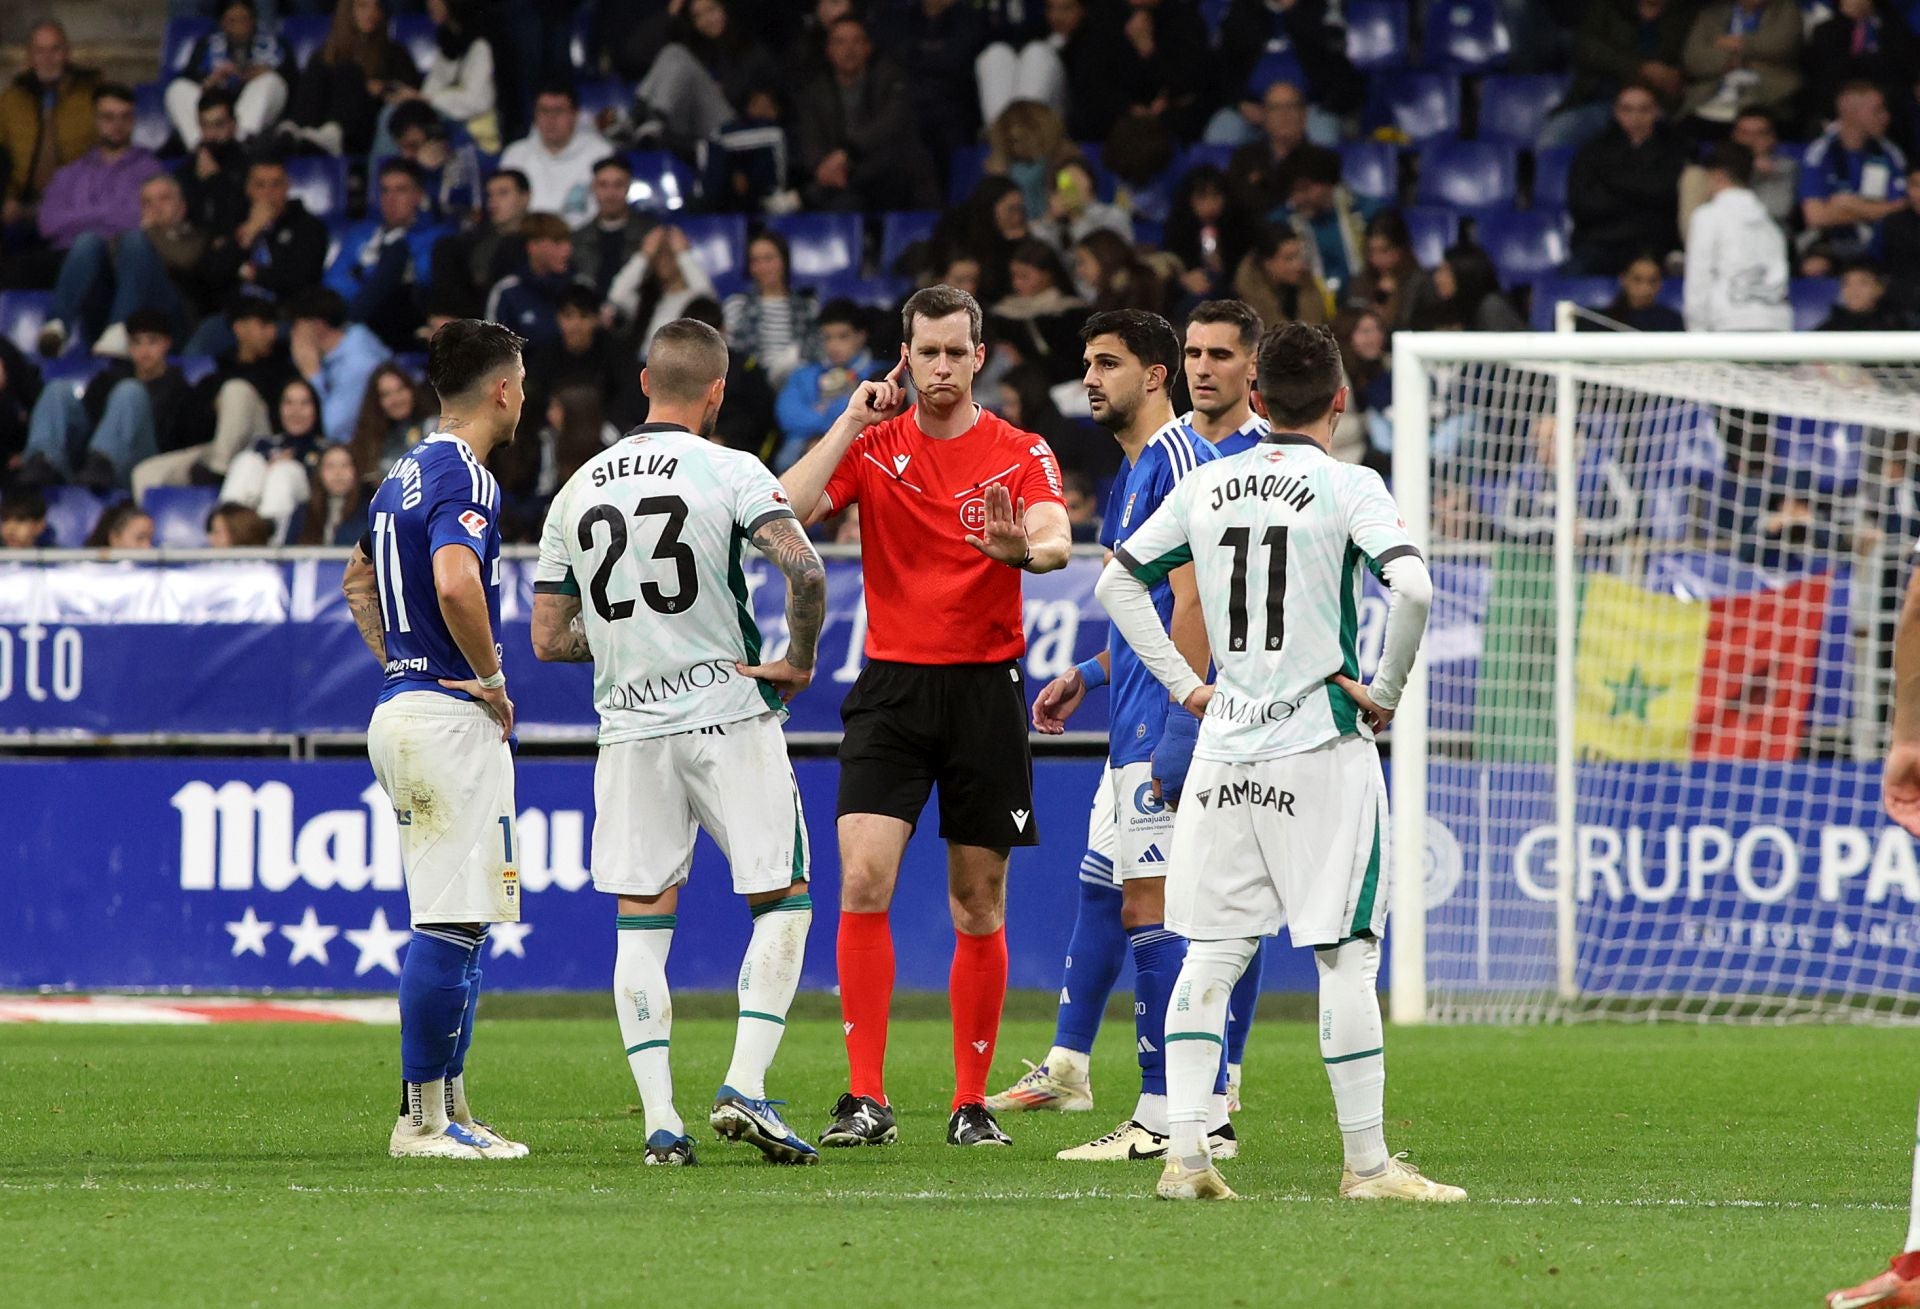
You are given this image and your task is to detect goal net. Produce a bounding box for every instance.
[1387,329,1920,1024]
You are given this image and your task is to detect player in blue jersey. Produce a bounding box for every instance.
[341,319,529,1161]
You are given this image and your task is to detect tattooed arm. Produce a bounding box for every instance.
[737,514,827,701]
[531,591,594,662]
[342,543,386,665]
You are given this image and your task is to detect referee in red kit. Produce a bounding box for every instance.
[781,285,1072,1148]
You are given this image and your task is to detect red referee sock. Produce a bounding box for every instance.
[950,926,1008,1111]
[837,910,894,1103]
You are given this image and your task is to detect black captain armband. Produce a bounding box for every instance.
[357,530,373,559]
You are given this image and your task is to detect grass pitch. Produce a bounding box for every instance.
[1,1001,1910,1308]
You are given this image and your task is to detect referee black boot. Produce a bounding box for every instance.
[821,1093,897,1147]
[946,1102,1012,1147]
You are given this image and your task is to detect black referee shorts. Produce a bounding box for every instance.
[837,659,1039,848]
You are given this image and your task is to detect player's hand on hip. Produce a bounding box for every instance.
[1329,673,1392,733]
[847,359,908,427]
[1033,669,1087,733]
[965,484,1029,563]
[1885,741,1920,835]
[440,677,515,740]
[737,658,814,703]
[1180,684,1213,718]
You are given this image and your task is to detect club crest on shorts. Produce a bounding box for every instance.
[458,510,488,538]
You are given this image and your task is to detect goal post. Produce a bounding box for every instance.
[1388,328,1920,1025]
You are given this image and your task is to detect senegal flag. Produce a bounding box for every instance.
[1573,575,1708,761]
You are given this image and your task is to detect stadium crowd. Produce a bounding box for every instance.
[2,0,1918,549]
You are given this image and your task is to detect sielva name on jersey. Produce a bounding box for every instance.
[1208,470,1315,514]
[591,453,681,487]
[605,658,739,710]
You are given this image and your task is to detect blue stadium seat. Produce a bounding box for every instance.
[0,290,52,356]
[279,15,331,69]
[1181,143,1237,174]
[1790,277,1840,331]
[1778,415,1864,497]
[624,150,695,212]
[145,486,220,548]
[1403,206,1460,268]
[43,356,110,395]
[1657,279,1685,317]
[798,272,911,309]
[577,79,632,119]
[392,14,437,76]
[175,355,218,387]
[392,351,428,380]
[1367,72,1460,144]
[947,145,988,205]
[1133,216,1165,249]
[45,487,108,548]
[1478,74,1570,147]
[674,214,748,288]
[1340,141,1400,204]
[286,157,349,221]
[162,17,214,77]
[768,213,865,280]
[1532,145,1575,209]
[1428,0,1510,72]
[132,82,171,154]
[1245,50,1307,99]
[1527,274,1617,331]
[1477,208,1568,287]
[1415,140,1517,213]
[879,211,939,275]
[1345,0,1411,71]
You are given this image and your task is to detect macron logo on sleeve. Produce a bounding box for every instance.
[459,510,488,538]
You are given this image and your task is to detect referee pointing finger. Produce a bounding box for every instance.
[779,285,1073,1149]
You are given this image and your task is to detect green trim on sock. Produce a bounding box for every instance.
[615,914,678,930]
[1165,1031,1225,1046]
[1323,1046,1384,1065]
[751,893,813,919]
[624,1040,669,1055]
[739,1010,787,1027]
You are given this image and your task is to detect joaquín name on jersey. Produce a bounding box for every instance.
[533,423,796,745]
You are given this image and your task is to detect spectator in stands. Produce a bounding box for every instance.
[773,297,873,469]
[1227,82,1309,223]
[324,159,445,350]
[1800,81,1909,266]
[608,225,719,359]
[383,0,498,153]
[1569,83,1688,275]
[349,361,435,480]
[386,101,482,219]
[874,0,986,171]
[288,287,391,445]
[1685,141,1792,332]
[0,21,99,233]
[164,0,288,150]
[1805,1,1915,149]
[20,310,201,492]
[620,0,782,147]
[33,85,166,268]
[1210,0,1361,147]
[140,296,299,494]
[1109,0,1211,142]
[529,382,618,499]
[1281,145,1375,291]
[1075,228,1166,315]
[485,213,589,346]
[284,443,372,546]
[1496,414,1638,542]
[794,17,940,212]
[430,168,530,321]
[523,284,640,439]
[1034,155,1133,252]
[723,231,817,389]
[675,296,777,459]
[1061,466,1100,542]
[37,173,203,359]
[989,238,1085,383]
[1821,260,1907,329]
[84,501,154,550]
[1588,253,1685,331]
[499,83,611,228]
[204,501,274,548]
[1881,166,1920,320]
[1678,0,1804,141]
[216,376,326,530]
[1165,164,1257,300]
[1541,0,1692,150]
[1232,226,1327,329]
[984,100,1077,220]
[187,157,330,357]
[572,157,655,297]
[975,5,1064,126]
[0,489,51,549]
[1331,306,1391,473]
[0,333,42,475]
[1425,241,1526,331]
[937,255,984,298]
[179,90,249,241]
[1679,107,1798,236]
[286,0,421,157]
[928,176,1030,304]
[990,358,1101,471]
[1343,210,1438,330]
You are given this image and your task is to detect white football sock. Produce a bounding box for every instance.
[1047,1045,1090,1082]
[1133,1091,1168,1136]
[1905,1091,1920,1253]
[445,1073,472,1125]
[1164,937,1257,1166]
[1316,938,1388,1175]
[1209,1092,1230,1133]
[722,896,813,1100]
[404,1077,451,1132]
[614,915,682,1138]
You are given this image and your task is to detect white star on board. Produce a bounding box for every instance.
[489,921,534,959]
[225,906,275,958]
[344,907,411,976]
[280,907,339,967]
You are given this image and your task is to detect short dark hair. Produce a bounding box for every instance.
[378,157,427,189]
[645,318,729,402]
[592,154,632,176]
[1186,299,1263,351]
[1733,107,1776,133]
[93,82,135,108]
[1256,322,1344,429]
[1080,309,1180,378]
[901,284,983,347]
[1706,140,1754,186]
[1288,145,1340,188]
[818,297,866,332]
[288,287,347,329]
[1840,257,1887,282]
[388,99,444,140]
[488,168,531,194]
[534,80,578,107]
[228,295,278,326]
[125,308,174,340]
[207,502,273,546]
[520,212,571,244]
[0,488,47,523]
[428,318,527,402]
[197,85,237,117]
[555,284,603,317]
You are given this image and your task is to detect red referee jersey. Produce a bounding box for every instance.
[823,405,1065,665]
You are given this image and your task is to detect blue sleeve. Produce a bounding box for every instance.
[1797,151,1831,202]
[425,458,494,563]
[776,366,833,443]
[322,223,364,294]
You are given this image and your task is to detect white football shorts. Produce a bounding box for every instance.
[1081,759,1176,887]
[1165,734,1389,946]
[591,711,808,897]
[367,691,521,925]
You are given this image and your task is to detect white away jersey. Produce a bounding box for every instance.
[535,423,793,744]
[1114,433,1420,762]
